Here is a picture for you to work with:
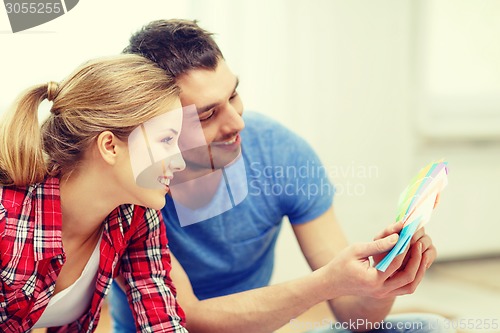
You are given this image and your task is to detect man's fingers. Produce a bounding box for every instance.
[417,235,433,253]
[357,234,399,257]
[385,242,423,290]
[422,245,437,269]
[373,222,403,240]
[390,248,428,296]
[411,227,425,241]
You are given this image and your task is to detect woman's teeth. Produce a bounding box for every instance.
[158,177,170,186]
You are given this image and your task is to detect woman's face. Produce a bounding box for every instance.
[125,99,186,209]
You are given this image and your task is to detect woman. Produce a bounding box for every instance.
[0,54,188,332]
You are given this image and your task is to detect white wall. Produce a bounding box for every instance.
[0,0,191,108]
[2,0,499,283]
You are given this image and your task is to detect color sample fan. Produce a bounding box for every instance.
[376,161,448,272]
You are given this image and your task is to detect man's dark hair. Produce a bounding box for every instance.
[124,19,224,78]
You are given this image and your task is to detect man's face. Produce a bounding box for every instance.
[176,59,245,171]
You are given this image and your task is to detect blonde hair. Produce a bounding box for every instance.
[0,54,179,186]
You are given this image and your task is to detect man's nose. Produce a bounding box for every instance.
[220,104,245,135]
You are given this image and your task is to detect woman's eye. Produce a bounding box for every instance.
[229,92,238,100]
[161,136,174,144]
[200,109,216,122]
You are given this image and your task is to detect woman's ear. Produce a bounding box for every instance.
[96,131,125,166]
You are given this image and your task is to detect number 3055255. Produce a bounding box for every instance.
[5,2,62,14]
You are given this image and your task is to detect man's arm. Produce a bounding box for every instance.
[170,254,326,333]
[169,222,411,333]
[292,206,437,332]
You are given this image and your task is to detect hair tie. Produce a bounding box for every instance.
[47,81,60,102]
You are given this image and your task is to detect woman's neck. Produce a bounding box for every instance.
[58,168,119,242]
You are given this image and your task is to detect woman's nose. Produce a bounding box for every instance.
[169,152,186,173]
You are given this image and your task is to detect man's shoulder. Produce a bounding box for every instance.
[241,111,298,146]
[242,111,288,132]
[241,111,312,156]
[240,111,291,161]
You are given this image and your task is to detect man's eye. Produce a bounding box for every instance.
[229,92,238,100]
[200,109,216,122]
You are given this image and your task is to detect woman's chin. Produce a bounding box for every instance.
[151,194,167,210]
[140,188,167,210]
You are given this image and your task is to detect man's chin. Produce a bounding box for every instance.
[180,145,241,169]
[171,146,242,184]
[209,145,241,167]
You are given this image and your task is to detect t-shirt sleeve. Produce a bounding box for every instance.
[282,134,334,224]
[263,119,335,225]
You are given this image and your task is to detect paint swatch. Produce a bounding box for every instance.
[376,160,448,272]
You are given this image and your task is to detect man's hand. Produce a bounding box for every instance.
[372,221,436,295]
[316,221,436,301]
[410,226,437,270]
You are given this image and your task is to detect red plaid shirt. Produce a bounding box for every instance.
[0,178,187,333]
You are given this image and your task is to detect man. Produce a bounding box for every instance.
[108,19,451,333]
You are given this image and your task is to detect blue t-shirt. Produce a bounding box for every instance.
[163,111,335,299]
[108,111,335,331]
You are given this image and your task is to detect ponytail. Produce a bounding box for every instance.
[0,84,49,186]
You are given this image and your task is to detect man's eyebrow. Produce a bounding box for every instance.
[197,76,240,115]
[197,103,218,115]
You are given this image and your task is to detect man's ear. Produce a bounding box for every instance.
[96,131,124,166]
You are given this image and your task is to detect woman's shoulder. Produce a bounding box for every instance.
[111,204,160,233]
[0,178,59,210]
[1,184,31,210]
